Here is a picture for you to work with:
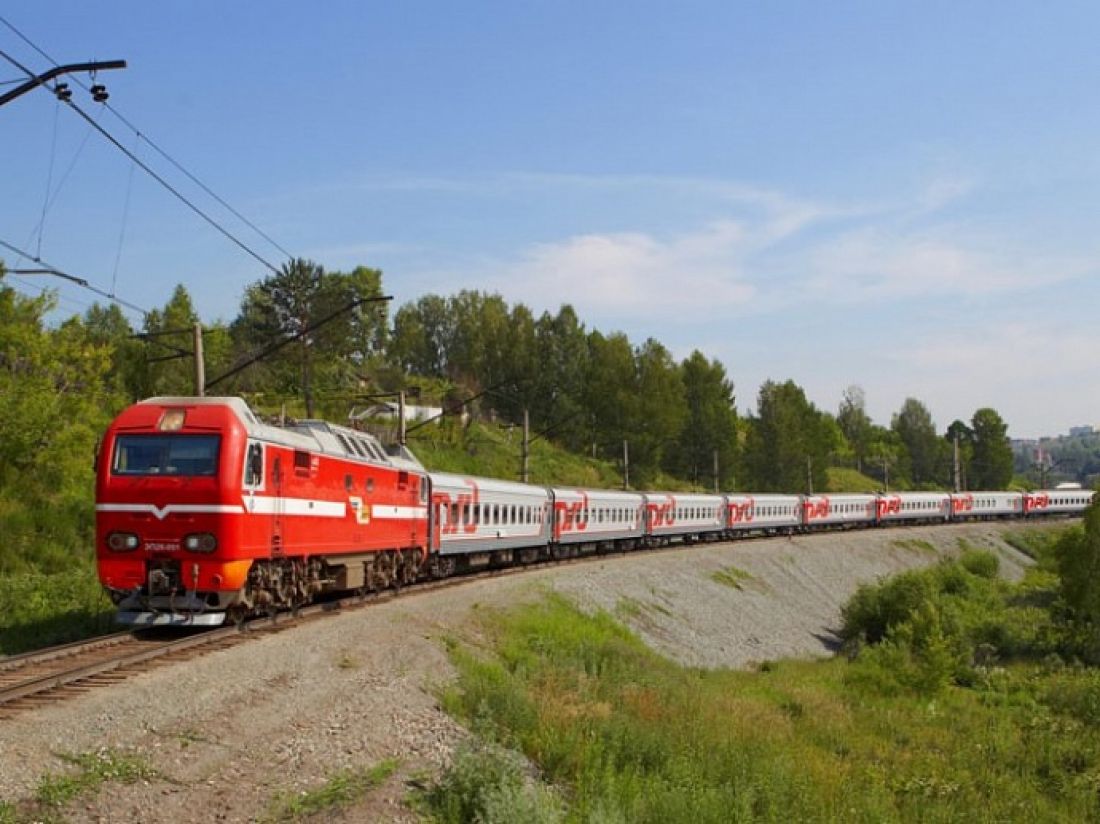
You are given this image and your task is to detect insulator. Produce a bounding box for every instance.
[90,84,109,103]
[54,82,72,102]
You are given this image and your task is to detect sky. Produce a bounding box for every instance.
[2,1,1099,439]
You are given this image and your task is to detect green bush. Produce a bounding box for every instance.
[423,739,563,824]
[0,569,115,655]
[840,570,933,644]
[958,549,999,579]
[1043,670,1100,727]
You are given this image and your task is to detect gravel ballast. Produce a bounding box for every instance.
[0,521,1055,821]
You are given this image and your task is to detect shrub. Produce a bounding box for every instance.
[958,549,999,579]
[841,570,933,644]
[422,739,563,824]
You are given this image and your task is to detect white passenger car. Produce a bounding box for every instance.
[725,494,802,534]
[644,492,726,541]
[949,491,1023,519]
[877,492,951,524]
[1024,490,1095,516]
[550,487,645,546]
[429,472,550,556]
[803,494,877,528]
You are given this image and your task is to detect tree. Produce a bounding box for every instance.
[581,330,638,462]
[944,419,974,491]
[83,302,144,400]
[838,385,873,473]
[892,398,946,488]
[0,274,122,572]
[529,306,589,450]
[389,294,453,378]
[627,338,685,486]
[741,380,831,492]
[667,351,737,489]
[134,285,203,398]
[969,408,1013,489]
[231,258,386,415]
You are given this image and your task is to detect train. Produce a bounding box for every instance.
[95,396,1095,626]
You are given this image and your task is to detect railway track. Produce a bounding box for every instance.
[0,517,1071,720]
[0,546,606,719]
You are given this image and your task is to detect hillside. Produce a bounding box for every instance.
[407,417,884,495]
[0,521,1063,822]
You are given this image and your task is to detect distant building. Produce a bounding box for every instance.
[350,401,467,426]
[1069,425,1095,438]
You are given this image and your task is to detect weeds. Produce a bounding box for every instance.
[615,597,672,622]
[35,749,157,808]
[264,758,399,822]
[710,565,755,590]
[892,538,937,556]
[419,740,563,824]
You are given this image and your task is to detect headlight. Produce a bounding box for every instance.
[184,533,217,553]
[106,532,140,551]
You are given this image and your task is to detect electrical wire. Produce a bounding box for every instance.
[0,13,295,262]
[58,96,281,274]
[0,236,150,318]
[110,132,140,296]
[35,97,60,259]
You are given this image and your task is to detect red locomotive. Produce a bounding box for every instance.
[96,397,429,625]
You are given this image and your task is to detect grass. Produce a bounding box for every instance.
[429,579,1100,823]
[35,749,157,809]
[892,538,938,556]
[263,758,399,822]
[615,596,672,621]
[0,568,116,655]
[825,466,882,493]
[710,565,756,590]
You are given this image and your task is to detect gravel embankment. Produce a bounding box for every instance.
[0,521,1055,821]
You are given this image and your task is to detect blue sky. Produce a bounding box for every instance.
[2,2,1099,438]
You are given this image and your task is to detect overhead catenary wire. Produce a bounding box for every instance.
[35,97,60,260]
[0,45,281,275]
[0,13,295,263]
[205,295,393,392]
[57,96,282,275]
[110,132,140,296]
[0,236,150,318]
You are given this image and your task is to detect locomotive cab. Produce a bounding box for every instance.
[96,398,254,625]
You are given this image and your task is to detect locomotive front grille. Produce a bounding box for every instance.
[147,559,182,595]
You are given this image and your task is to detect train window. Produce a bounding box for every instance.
[113,434,220,477]
[345,474,354,492]
[365,477,375,493]
[245,442,264,487]
[398,470,409,490]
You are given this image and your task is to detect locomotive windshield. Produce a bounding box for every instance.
[112,435,221,477]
